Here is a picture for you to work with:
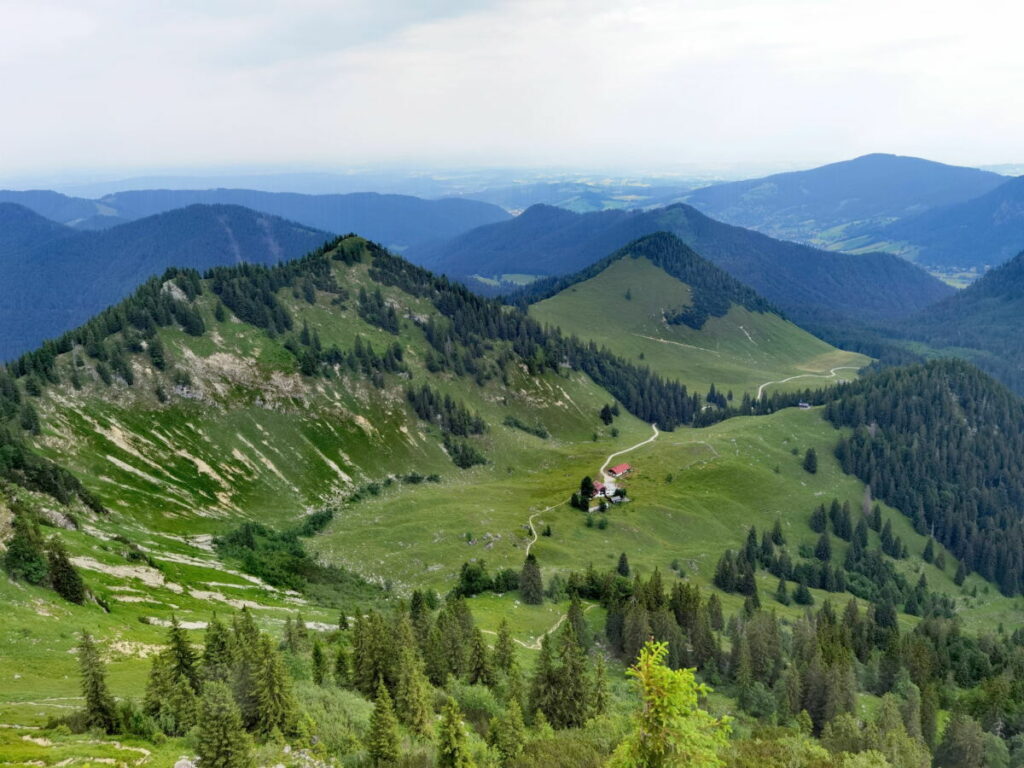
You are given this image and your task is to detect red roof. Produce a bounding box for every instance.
[593,481,605,490]
[609,463,631,475]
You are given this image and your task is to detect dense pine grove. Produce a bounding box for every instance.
[826,360,1024,596]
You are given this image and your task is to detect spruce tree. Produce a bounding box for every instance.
[775,578,791,605]
[395,646,433,738]
[166,676,199,736]
[770,518,786,546]
[617,552,631,577]
[253,635,297,737]
[803,447,818,474]
[528,634,557,723]
[366,680,400,767]
[809,505,827,533]
[519,553,543,605]
[231,609,261,730]
[168,615,200,692]
[551,623,589,729]
[590,655,609,718]
[923,537,935,563]
[567,593,589,648]
[311,640,327,686]
[493,618,515,673]
[794,581,814,606]
[334,645,350,687]
[202,613,234,683]
[196,681,253,768]
[3,511,48,584]
[48,538,86,604]
[955,560,967,586]
[437,699,476,768]
[467,627,495,687]
[492,699,526,767]
[78,631,117,734]
[815,531,832,562]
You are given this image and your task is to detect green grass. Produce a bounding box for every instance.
[529,256,870,397]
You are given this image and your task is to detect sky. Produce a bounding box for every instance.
[3,0,1023,181]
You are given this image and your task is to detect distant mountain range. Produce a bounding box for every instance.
[410,202,954,328]
[0,203,328,359]
[683,153,1006,248]
[0,188,510,252]
[839,175,1024,270]
[897,249,1024,392]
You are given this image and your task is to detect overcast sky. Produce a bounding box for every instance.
[3,0,1022,180]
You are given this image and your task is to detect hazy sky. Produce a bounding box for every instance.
[3,0,1022,178]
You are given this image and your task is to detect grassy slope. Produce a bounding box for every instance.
[3,243,1021,763]
[529,257,869,397]
[315,405,1024,639]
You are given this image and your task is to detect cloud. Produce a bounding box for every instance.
[1,0,1021,177]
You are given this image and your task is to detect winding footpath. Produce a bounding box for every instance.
[756,366,861,401]
[599,423,660,482]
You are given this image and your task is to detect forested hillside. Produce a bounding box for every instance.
[892,250,1024,393]
[826,360,1024,594]
[839,175,1024,270]
[6,233,1024,767]
[683,153,1005,247]
[412,202,953,328]
[100,189,511,250]
[0,203,75,257]
[0,204,328,360]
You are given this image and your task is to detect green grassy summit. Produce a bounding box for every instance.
[528,238,869,396]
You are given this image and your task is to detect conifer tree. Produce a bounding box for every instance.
[202,613,234,683]
[493,618,515,674]
[48,537,86,604]
[437,699,476,768]
[794,581,814,605]
[367,680,400,767]
[334,645,350,687]
[551,622,589,729]
[590,655,609,718]
[955,560,967,586]
[528,634,557,723]
[424,623,449,687]
[623,601,651,663]
[253,635,297,737]
[771,518,786,546]
[231,609,261,729]
[815,531,832,562]
[467,627,495,687]
[567,593,589,648]
[809,505,827,534]
[707,593,724,631]
[168,615,200,692]
[3,511,47,584]
[196,681,253,768]
[617,552,631,577]
[922,537,935,563]
[78,631,117,734]
[166,676,199,736]
[395,646,433,738]
[803,447,818,474]
[491,699,526,767]
[775,578,791,605]
[519,553,543,605]
[311,640,327,686]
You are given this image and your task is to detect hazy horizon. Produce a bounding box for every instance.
[4,0,1023,183]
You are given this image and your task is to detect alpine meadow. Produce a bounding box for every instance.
[3,4,1024,768]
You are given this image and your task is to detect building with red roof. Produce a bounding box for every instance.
[608,463,631,477]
